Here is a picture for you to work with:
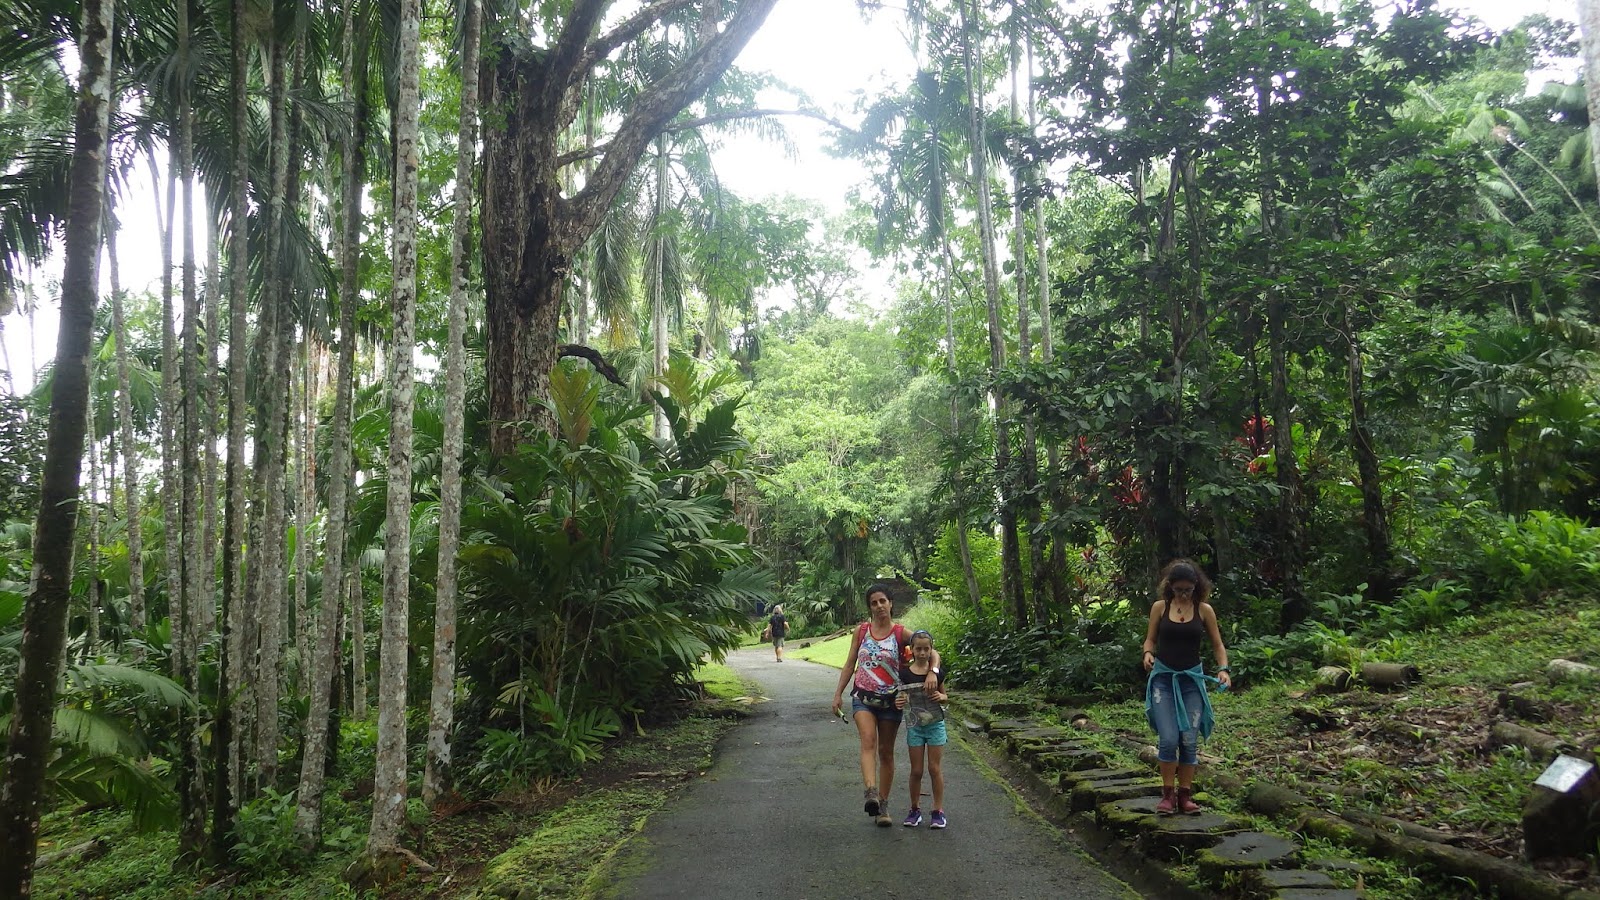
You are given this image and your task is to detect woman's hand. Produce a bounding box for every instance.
[1142,650,1155,672]
[894,691,908,709]
[1217,670,1232,690]
[831,693,843,717]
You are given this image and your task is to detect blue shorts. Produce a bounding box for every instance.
[851,695,903,723]
[906,720,947,747]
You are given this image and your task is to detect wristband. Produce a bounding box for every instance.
[1215,666,1230,672]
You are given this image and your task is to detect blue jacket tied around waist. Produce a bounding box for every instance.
[1144,659,1222,740]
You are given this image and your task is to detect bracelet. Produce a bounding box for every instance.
[1142,650,1153,657]
[1216,666,1231,672]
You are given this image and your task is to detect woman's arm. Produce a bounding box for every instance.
[832,627,864,712]
[1201,603,1231,687]
[1142,601,1163,672]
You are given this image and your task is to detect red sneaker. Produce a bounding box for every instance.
[1156,787,1176,816]
[1177,787,1202,815]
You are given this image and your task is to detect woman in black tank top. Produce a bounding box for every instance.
[1141,559,1231,816]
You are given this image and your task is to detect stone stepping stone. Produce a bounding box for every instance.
[1196,831,1300,877]
[1031,748,1107,773]
[986,718,1035,736]
[1261,870,1337,890]
[1273,891,1361,900]
[1059,766,1146,787]
[1070,778,1163,812]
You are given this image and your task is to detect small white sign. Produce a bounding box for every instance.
[1534,754,1596,793]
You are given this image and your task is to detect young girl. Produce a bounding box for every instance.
[895,630,949,829]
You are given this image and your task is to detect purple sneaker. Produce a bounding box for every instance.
[929,810,947,829]
[902,808,923,827]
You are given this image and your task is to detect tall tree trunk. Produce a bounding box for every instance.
[1344,298,1392,600]
[292,336,311,688]
[200,190,222,641]
[651,136,670,441]
[369,0,421,854]
[294,9,366,839]
[960,0,1026,624]
[940,240,982,613]
[213,0,253,858]
[83,400,100,661]
[350,563,366,718]
[1256,0,1306,630]
[1010,34,1044,626]
[175,0,208,847]
[108,223,145,649]
[160,137,183,685]
[0,0,113,886]
[1029,42,1068,618]
[424,0,480,809]
[250,32,294,792]
[1581,0,1600,202]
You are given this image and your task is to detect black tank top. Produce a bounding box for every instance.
[1155,601,1204,670]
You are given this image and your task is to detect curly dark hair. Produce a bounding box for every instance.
[864,582,895,612]
[1156,558,1212,605]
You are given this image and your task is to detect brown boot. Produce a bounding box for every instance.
[1156,786,1176,816]
[1177,787,1202,815]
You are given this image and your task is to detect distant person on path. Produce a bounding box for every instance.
[1142,558,1231,816]
[768,604,789,662]
[895,629,949,829]
[831,584,939,827]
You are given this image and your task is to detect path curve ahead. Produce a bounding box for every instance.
[608,647,1141,899]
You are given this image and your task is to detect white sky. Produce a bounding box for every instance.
[1,0,1576,392]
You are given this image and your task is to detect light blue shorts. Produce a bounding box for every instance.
[906,720,947,747]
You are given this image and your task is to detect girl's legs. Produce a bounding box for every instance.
[927,744,944,812]
[907,745,926,809]
[1149,676,1183,813]
[1175,678,1204,813]
[876,717,900,814]
[854,709,882,811]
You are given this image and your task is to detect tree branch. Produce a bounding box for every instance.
[547,0,613,96]
[558,343,625,385]
[574,0,701,81]
[567,0,781,239]
[556,107,855,168]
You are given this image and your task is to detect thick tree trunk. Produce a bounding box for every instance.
[369,0,422,854]
[479,0,779,456]
[960,0,1026,624]
[213,0,252,859]
[424,0,479,809]
[0,0,113,887]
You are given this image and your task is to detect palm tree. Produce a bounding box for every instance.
[0,0,116,888]
[369,0,422,857]
[424,0,480,810]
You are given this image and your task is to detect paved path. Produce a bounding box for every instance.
[608,648,1141,899]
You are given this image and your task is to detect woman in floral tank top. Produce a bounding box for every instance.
[832,583,940,826]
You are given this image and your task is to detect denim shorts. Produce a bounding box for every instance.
[851,694,903,723]
[906,720,947,747]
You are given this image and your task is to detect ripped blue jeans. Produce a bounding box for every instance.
[1149,673,1204,765]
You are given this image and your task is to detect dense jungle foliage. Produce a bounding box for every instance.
[2,0,1599,893]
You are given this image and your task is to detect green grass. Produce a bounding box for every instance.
[789,632,850,668]
[692,660,749,700]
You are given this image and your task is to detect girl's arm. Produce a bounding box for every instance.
[1201,603,1231,687]
[925,647,942,690]
[832,627,864,713]
[1142,601,1163,671]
